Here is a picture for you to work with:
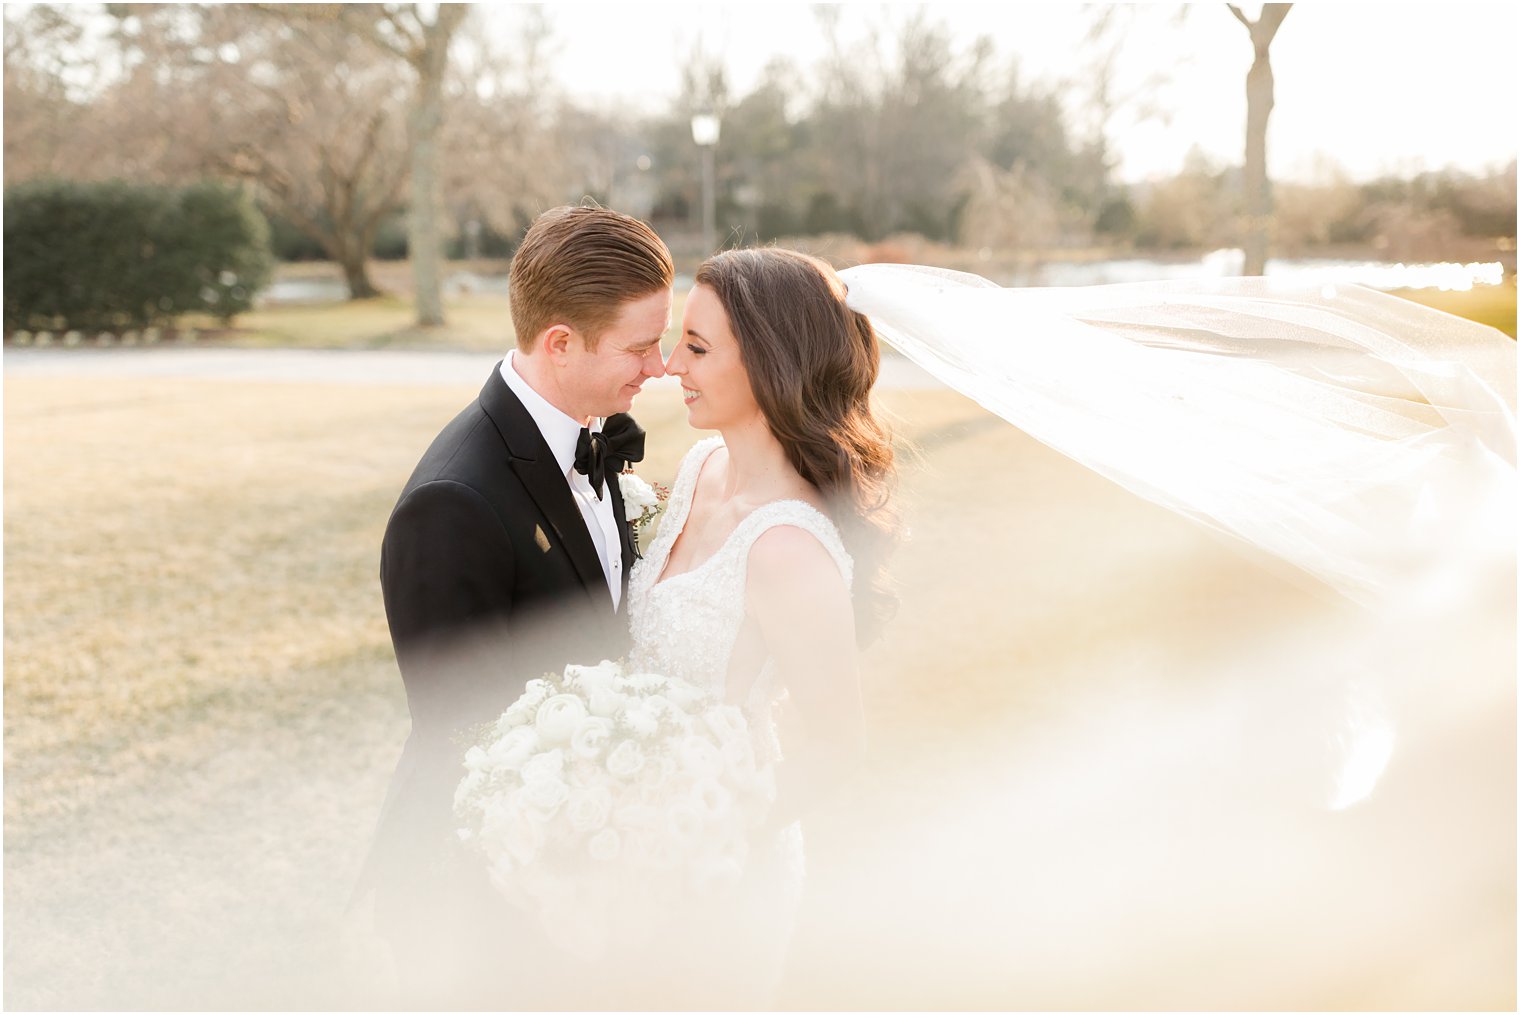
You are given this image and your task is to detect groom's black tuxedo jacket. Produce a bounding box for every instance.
[362,362,636,913]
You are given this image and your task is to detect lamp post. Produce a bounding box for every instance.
[690,111,721,256]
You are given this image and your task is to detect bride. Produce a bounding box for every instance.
[615,247,899,1005]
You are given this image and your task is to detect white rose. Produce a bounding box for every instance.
[502,681,551,727]
[502,806,546,865]
[690,777,733,822]
[570,716,614,760]
[523,774,570,812]
[605,740,646,779]
[489,726,540,770]
[497,705,532,731]
[648,829,686,869]
[689,855,744,897]
[663,680,707,711]
[703,705,749,746]
[564,660,620,694]
[463,745,488,771]
[587,827,621,862]
[667,801,703,843]
[454,770,487,812]
[679,736,722,779]
[613,800,658,832]
[587,690,624,719]
[622,705,659,739]
[535,693,589,745]
[567,785,614,833]
[519,747,565,785]
[619,672,665,695]
[618,473,659,520]
[720,736,756,775]
[643,694,677,718]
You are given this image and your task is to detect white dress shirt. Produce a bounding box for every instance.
[500,352,624,610]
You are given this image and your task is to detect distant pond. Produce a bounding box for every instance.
[258,251,1507,306]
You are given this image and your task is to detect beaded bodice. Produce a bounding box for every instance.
[625,437,853,757]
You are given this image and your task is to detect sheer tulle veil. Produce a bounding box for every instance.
[838,264,1517,609]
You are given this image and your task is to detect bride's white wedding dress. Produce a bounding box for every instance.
[624,434,854,1005]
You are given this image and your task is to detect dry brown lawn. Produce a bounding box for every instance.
[4,369,1513,1009]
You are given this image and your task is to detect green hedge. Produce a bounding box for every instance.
[4,178,274,332]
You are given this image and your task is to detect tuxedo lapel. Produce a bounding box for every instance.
[478,365,611,607]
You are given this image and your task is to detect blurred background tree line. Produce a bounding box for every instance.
[4,2,1516,315]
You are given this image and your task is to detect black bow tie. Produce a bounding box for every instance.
[574,413,646,500]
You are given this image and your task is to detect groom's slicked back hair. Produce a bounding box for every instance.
[509,206,674,352]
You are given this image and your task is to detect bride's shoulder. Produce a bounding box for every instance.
[740,501,853,590]
[743,515,855,630]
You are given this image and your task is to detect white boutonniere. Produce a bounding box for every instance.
[617,470,667,556]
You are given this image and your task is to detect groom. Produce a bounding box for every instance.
[363,205,674,1004]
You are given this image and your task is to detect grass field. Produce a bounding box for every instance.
[4,369,1514,1009]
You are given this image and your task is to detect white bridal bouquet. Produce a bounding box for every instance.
[454,659,775,956]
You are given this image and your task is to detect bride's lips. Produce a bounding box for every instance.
[682,387,701,404]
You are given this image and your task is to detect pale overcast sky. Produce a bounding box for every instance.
[487,2,1518,184]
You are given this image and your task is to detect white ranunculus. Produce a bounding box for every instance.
[535,693,589,745]
[587,827,621,862]
[566,784,613,833]
[618,472,659,521]
[605,739,646,779]
[569,716,614,760]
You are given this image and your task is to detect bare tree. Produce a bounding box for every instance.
[1227,3,1292,275]
[442,8,564,246]
[319,3,470,326]
[100,4,411,299]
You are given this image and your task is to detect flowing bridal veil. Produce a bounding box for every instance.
[839,265,1516,607]
[785,265,1517,1008]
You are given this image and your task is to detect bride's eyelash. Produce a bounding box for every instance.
[686,344,707,356]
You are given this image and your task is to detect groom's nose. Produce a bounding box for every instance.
[642,344,667,378]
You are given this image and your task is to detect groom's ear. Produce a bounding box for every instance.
[539,323,576,364]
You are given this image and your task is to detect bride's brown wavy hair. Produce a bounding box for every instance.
[694,248,900,645]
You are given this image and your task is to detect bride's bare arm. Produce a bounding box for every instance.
[745,525,865,825]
